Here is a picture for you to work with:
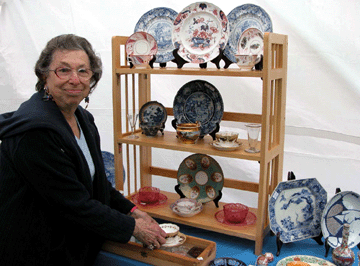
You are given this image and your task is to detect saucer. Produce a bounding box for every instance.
[162,232,187,247]
[215,209,257,226]
[131,192,167,207]
[210,140,242,151]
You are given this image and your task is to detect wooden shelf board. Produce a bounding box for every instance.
[118,132,261,161]
[129,191,263,241]
[115,66,263,77]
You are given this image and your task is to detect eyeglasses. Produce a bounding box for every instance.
[49,67,93,81]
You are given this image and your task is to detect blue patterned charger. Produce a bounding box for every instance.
[209,257,247,266]
[224,4,272,63]
[101,151,125,187]
[139,101,167,125]
[134,7,177,63]
[173,80,223,137]
[321,191,360,248]
[269,178,327,243]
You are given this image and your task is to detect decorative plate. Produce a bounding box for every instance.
[268,178,327,243]
[139,101,167,124]
[173,80,224,137]
[224,4,272,63]
[162,232,187,247]
[101,151,125,186]
[134,7,178,63]
[209,257,247,266]
[210,140,242,151]
[125,31,158,56]
[177,153,224,204]
[321,191,360,248]
[215,210,257,226]
[276,255,335,266]
[172,2,229,63]
[238,27,264,56]
[131,192,167,207]
[170,198,203,217]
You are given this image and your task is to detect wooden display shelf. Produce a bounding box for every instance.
[118,132,262,161]
[127,191,267,241]
[102,232,216,266]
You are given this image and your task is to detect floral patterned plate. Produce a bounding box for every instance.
[224,4,272,63]
[177,153,224,204]
[125,31,157,56]
[134,7,177,63]
[276,255,335,266]
[172,2,229,63]
[321,191,360,248]
[269,178,327,243]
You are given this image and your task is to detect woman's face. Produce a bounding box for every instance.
[46,49,91,113]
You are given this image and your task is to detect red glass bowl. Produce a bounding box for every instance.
[223,203,249,223]
[139,186,160,204]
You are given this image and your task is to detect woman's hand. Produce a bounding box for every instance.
[131,209,166,249]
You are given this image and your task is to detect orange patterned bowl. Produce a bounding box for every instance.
[223,203,249,223]
[139,186,160,203]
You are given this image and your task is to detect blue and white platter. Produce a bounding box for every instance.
[269,178,327,243]
[139,101,167,125]
[224,4,272,63]
[209,257,247,266]
[101,151,125,187]
[134,7,178,63]
[173,80,223,137]
[177,153,224,204]
[321,191,360,248]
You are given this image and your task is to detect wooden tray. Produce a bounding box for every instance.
[102,234,216,266]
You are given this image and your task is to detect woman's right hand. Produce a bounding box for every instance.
[132,216,166,249]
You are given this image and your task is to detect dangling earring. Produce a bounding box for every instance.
[85,96,89,109]
[42,86,53,101]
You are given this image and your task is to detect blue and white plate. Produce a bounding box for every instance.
[209,257,247,266]
[224,4,272,63]
[134,7,177,63]
[101,151,125,187]
[139,101,167,125]
[269,178,327,243]
[321,191,360,248]
[173,80,223,137]
[177,153,224,204]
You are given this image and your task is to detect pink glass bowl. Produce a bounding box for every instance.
[223,203,249,223]
[139,186,160,204]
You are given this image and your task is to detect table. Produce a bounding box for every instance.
[94,220,359,266]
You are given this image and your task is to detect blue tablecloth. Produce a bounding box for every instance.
[94,220,359,266]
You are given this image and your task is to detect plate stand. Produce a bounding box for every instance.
[174,184,222,208]
[273,171,324,256]
[172,48,223,69]
[129,55,156,69]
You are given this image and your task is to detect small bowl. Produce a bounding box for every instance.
[176,122,201,144]
[159,223,180,238]
[127,55,153,68]
[235,55,260,70]
[138,186,160,204]
[140,122,162,136]
[223,203,249,223]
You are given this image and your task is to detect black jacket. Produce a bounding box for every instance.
[0,92,135,265]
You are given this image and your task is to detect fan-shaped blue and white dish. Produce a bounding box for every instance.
[173,80,223,137]
[269,178,327,243]
[134,7,177,63]
[139,101,167,125]
[321,191,360,248]
[101,151,125,187]
[224,4,272,63]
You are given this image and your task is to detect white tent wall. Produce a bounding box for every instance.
[1,0,359,208]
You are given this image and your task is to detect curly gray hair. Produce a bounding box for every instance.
[34,34,102,92]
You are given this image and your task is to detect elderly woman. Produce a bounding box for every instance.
[0,34,166,266]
